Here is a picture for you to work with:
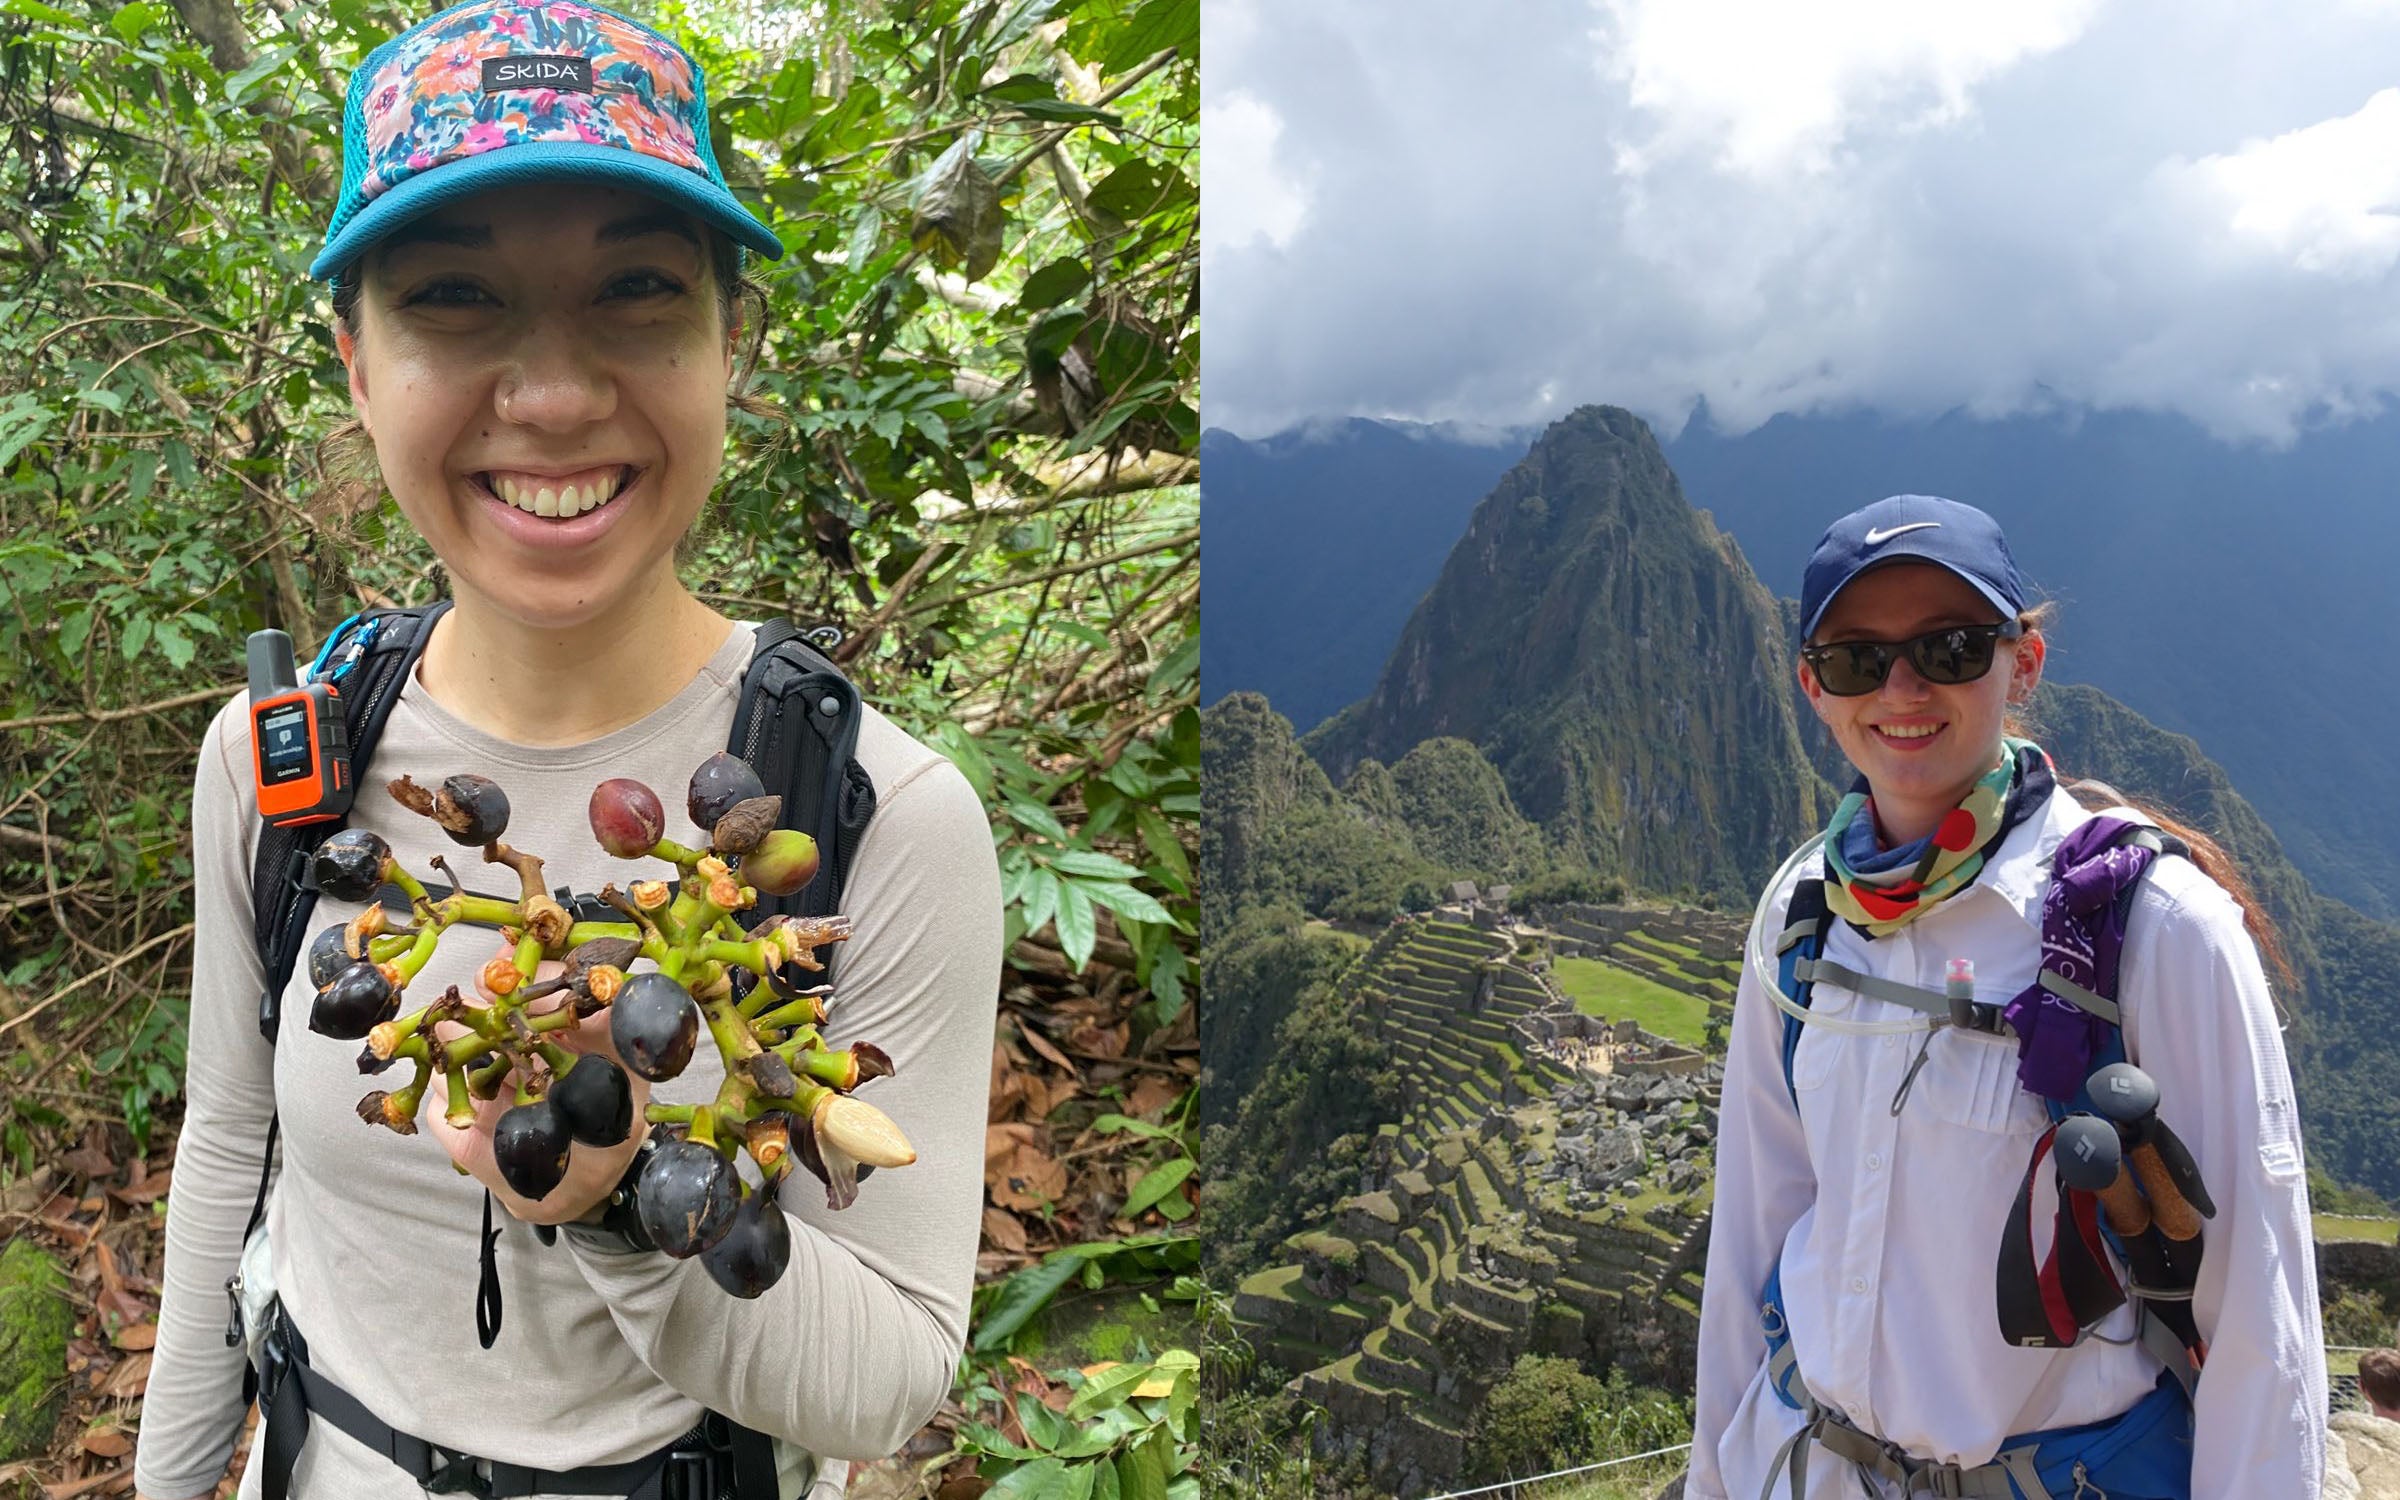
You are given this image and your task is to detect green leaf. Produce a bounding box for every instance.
[1019,1393,1072,1452]
[972,1255,1085,1351]
[1006,795,1072,845]
[1086,162,1168,221]
[985,1457,1076,1499]
[223,46,294,105]
[1122,1156,1193,1217]
[111,3,166,43]
[1082,882,1174,927]
[1022,867,1061,942]
[124,447,156,502]
[1046,848,1143,881]
[1054,879,1096,970]
[1,1,82,25]
[980,72,1057,103]
[846,207,886,272]
[1088,1113,1174,1140]
[1066,1360,1153,1418]
[1102,0,1198,74]
[120,613,152,660]
[1114,1429,1171,1500]
[1013,98,1121,126]
[1133,808,1190,892]
[154,617,193,669]
[162,438,196,488]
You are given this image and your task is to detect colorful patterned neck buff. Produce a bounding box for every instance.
[1821,738,2056,936]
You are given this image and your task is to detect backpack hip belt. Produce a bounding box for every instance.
[257,1303,775,1500]
[1754,1264,2194,1500]
[1770,816,2214,1407]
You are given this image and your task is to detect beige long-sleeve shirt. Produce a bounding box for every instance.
[133,618,1002,1500]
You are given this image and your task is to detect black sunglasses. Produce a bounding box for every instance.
[1801,622,2024,697]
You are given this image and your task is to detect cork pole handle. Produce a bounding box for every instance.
[2129,1141,2203,1240]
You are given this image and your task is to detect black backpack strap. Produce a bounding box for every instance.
[730,620,876,977]
[249,600,452,1046]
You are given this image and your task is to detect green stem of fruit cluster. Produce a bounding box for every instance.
[688,1106,720,1151]
[368,932,416,965]
[650,835,707,871]
[450,894,524,929]
[749,997,821,1033]
[512,930,544,981]
[646,1102,699,1127]
[386,862,431,905]
[703,938,769,975]
[754,1080,833,1119]
[445,1064,478,1128]
[468,1051,513,1095]
[563,919,642,947]
[387,1043,434,1114]
[392,925,442,984]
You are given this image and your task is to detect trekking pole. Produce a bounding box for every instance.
[2087,1063,2215,1238]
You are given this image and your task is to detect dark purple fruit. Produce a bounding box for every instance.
[636,1138,739,1257]
[493,1098,572,1200]
[308,923,352,989]
[609,972,699,1081]
[686,752,765,833]
[742,829,820,897]
[698,1187,791,1297]
[357,1044,395,1076]
[433,773,510,846]
[310,960,398,1040]
[551,1055,634,1146]
[311,828,391,903]
[589,778,666,859]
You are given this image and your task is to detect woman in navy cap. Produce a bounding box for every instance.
[1688,496,2323,1499]
[134,5,1000,1498]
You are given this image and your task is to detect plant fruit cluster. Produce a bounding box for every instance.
[307,755,912,1298]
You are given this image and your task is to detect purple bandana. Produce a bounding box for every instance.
[2001,816,2157,1100]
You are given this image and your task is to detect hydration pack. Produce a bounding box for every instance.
[1770,814,2212,1399]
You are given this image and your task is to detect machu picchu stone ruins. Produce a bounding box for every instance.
[1231,897,1745,1496]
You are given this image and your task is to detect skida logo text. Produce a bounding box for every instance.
[481,55,595,92]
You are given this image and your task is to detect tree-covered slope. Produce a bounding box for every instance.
[1305,406,1830,902]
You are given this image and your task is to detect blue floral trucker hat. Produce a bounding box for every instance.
[311,0,782,282]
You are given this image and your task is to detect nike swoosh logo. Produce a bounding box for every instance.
[1864,522,1940,545]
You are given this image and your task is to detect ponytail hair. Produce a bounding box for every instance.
[2008,602,2296,991]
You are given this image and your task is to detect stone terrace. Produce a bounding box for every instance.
[1232,912,1733,1496]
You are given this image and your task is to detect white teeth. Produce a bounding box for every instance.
[1881,724,1938,739]
[487,470,627,517]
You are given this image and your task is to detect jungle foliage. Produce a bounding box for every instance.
[0,0,1196,1485]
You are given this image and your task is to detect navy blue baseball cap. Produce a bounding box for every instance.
[1799,495,2026,640]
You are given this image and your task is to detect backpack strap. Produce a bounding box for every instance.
[730,620,877,977]
[1994,817,2206,1398]
[250,602,452,1048]
[1774,876,1837,1106]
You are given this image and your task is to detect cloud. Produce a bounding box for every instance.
[1202,0,2400,443]
[2165,88,2400,279]
[1200,91,1309,257]
[1597,0,2099,176]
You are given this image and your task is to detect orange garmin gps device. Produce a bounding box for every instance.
[248,628,354,827]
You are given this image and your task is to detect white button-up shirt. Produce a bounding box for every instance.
[1690,786,2325,1499]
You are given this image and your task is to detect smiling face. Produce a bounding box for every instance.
[1799,561,2046,845]
[333,180,736,630]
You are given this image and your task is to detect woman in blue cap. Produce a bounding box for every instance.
[1688,496,2324,1499]
[134,5,1000,1498]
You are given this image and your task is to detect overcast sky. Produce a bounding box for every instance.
[1202,0,2400,442]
